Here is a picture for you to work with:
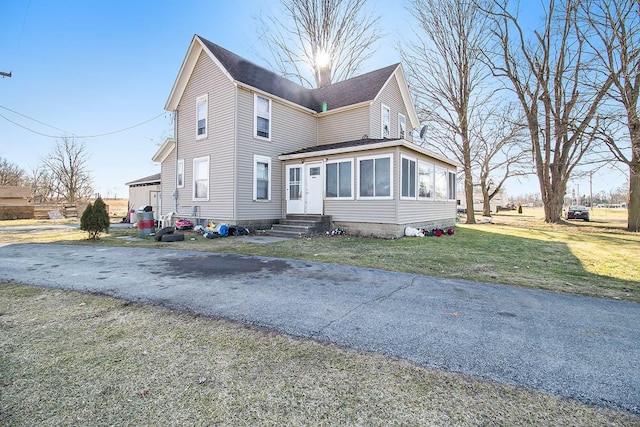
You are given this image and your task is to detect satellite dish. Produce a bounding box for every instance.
[419,126,427,140]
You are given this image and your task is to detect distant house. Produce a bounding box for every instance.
[457,186,510,214]
[125,173,161,219]
[0,186,31,206]
[153,35,459,237]
[0,186,32,220]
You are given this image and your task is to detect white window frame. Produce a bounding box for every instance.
[196,94,208,140]
[400,155,417,200]
[434,165,448,201]
[192,156,210,201]
[418,160,434,200]
[325,159,354,200]
[253,155,272,201]
[177,158,184,188]
[381,104,390,139]
[398,113,406,140]
[448,171,457,201]
[357,154,393,200]
[254,94,271,141]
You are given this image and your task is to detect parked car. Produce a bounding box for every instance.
[566,205,589,221]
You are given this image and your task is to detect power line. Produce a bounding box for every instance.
[0,105,167,139]
[0,105,74,134]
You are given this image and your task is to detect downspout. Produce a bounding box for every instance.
[174,109,179,213]
[232,85,237,222]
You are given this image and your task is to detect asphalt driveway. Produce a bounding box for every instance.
[0,243,638,414]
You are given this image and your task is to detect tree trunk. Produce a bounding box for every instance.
[482,187,491,216]
[627,115,640,232]
[629,165,640,232]
[541,180,567,223]
[464,168,476,224]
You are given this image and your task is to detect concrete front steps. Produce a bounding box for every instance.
[266,215,332,238]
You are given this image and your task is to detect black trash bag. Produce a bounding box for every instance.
[228,225,250,236]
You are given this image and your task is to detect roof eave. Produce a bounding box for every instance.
[316,100,371,117]
[401,141,460,168]
[236,82,317,115]
[278,139,403,161]
[165,35,236,111]
[152,137,176,163]
[278,139,459,169]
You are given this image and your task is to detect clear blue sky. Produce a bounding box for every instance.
[0,0,627,200]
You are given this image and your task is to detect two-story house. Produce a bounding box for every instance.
[152,35,458,238]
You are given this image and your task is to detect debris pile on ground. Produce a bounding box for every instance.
[174,218,194,230]
[151,219,250,242]
[155,226,185,242]
[404,226,455,237]
[326,228,346,236]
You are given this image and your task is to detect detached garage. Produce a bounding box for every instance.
[125,173,161,220]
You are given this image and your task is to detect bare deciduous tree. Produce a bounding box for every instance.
[0,156,26,186]
[259,0,382,87]
[579,0,640,231]
[27,166,54,203]
[42,138,93,202]
[403,0,494,223]
[485,0,614,223]
[472,106,530,216]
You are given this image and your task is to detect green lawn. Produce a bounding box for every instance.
[1,208,638,302]
[1,209,638,424]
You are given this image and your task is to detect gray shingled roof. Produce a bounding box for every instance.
[281,138,402,156]
[125,173,161,186]
[198,36,398,113]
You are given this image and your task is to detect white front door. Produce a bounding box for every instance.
[305,162,323,214]
[286,165,304,214]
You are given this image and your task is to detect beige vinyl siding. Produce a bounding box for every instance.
[396,200,456,223]
[370,75,411,140]
[396,147,457,223]
[235,87,316,220]
[291,147,399,223]
[159,150,176,215]
[325,199,398,223]
[317,106,370,145]
[284,145,456,225]
[174,50,236,219]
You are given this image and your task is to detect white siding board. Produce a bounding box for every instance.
[397,200,456,223]
[370,76,410,140]
[235,88,316,220]
[317,107,370,145]
[174,50,236,219]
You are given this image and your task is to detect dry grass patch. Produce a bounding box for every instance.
[2,283,637,426]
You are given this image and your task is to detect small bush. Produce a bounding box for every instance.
[80,197,110,239]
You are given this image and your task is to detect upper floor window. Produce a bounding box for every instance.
[255,95,271,140]
[254,155,271,201]
[398,113,406,139]
[196,94,208,139]
[193,156,209,201]
[177,159,184,188]
[382,104,390,138]
[326,160,353,199]
[401,156,416,199]
[359,154,392,199]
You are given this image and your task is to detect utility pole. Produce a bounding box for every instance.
[0,71,12,78]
